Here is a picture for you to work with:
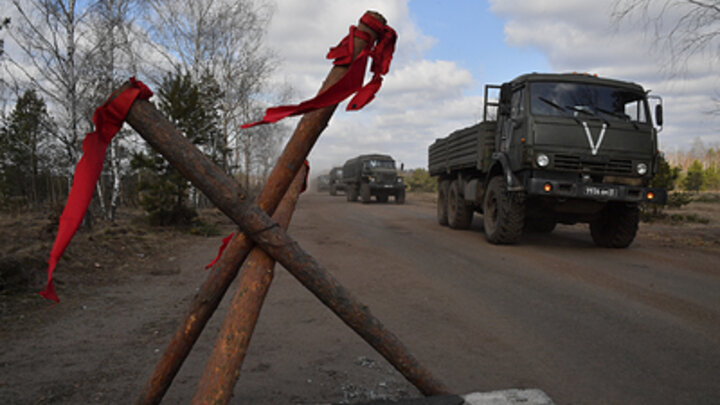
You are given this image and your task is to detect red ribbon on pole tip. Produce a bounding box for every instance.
[205,161,310,270]
[41,78,153,302]
[242,12,397,129]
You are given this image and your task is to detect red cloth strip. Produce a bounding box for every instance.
[204,232,236,270]
[242,12,397,128]
[41,78,153,302]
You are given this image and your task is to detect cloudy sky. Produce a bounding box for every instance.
[262,0,720,175]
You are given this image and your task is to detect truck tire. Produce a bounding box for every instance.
[346,186,358,202]
[330,185,337,196]
[395,189,405,204]
[437,180,449,226]
[448,180,473,229]
[360,183,371,204]
[483,176,525,244]
[590,202,639,248]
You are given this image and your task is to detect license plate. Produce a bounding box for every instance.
[584,185,617,198]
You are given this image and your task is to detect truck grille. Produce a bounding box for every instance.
[553,154,633,175]
[378,173,396,184]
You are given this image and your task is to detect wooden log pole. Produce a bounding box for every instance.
[189,165,306,405]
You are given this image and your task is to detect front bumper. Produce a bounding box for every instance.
[526,177,667,204]
[369,183,405,191]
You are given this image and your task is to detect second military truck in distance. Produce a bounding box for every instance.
[328,167,345,195]
[342,154,406,204]
[428,72,667,248]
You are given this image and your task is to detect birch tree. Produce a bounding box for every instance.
[142,0,289,186]
[6,0,96,170]
[84,0,140,221]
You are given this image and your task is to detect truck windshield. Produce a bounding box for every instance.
[530,82,650,123]
[364,160,395,169]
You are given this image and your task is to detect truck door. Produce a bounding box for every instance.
[499,86,526,171]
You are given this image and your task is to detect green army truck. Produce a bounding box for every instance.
[329,166,345,195]
[342,154,406,204]
[428,72,667,248]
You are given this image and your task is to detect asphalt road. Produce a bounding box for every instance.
[253,191,720,405]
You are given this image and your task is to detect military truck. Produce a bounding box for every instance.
[428,72,667,248]
[328,166,345,195]
[315,174,330,192]
[342,154,406,204]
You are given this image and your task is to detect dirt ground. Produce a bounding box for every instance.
[0,192,718,404]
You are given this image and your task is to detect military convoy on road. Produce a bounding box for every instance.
[341,154,406,204]
[428,72,667,248]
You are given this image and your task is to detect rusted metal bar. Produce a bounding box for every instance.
[125,74,449,399]
[190,165,306,405]
[134,12,388,405]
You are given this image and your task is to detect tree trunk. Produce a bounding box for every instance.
[109,141,121,221]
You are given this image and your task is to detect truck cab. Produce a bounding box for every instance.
[328,166,345,195]
[342,154,406,204]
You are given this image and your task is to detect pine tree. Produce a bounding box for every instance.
[682,160,705,193]
[131,71,220,225]
[0,89,53,207]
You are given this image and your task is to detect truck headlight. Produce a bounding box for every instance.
[636,162,648,175]
[397,177,403,183]
[536,153,550,167]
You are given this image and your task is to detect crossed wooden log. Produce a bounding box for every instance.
[116,11,449,405]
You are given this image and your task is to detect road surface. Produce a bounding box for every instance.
[1,192,718,404]
[261,192,720,405]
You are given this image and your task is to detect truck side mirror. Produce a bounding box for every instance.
[655,104,663,127]
[499,83,512,116]
[400,163,404,171]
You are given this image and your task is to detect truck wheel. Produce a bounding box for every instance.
[395,189,405,204]
[437,180,449,225]
[330,185,337,196]
[360,183,371,204]
[590,202,639,248]
[483,176,525,244]
[448,180,473,229]
[346,186,358,202]
[377,193,389,203]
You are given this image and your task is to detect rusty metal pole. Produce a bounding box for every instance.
[134,12,389,405]
[125,84,450,399]
[190,166,306,405]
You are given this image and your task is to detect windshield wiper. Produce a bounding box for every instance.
[595,106,638,129]
[566,105,610,127]
[538,96,566,112]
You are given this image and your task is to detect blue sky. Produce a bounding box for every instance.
[408,0,550,90]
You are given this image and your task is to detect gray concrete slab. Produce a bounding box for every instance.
[336,389,555,405]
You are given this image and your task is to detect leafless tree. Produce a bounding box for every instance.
[613,0,720,71]
[5,0,98,169]
[142,0,290,186]
[84,0,141,221]
[613,0,720,113]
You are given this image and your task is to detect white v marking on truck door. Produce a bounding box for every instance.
[581,121,607,156]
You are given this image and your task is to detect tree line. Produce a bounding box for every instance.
[0,0,289,224]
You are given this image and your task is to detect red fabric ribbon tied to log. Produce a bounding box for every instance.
[41,78,153,302]
[242,12,397,128]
